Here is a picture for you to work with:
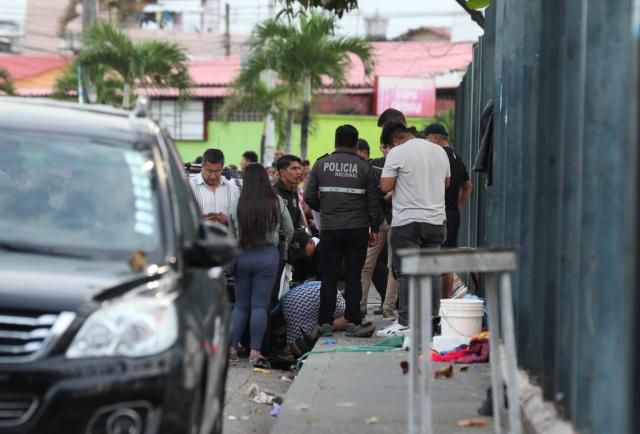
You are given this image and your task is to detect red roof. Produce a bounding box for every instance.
[3,41,472,97]
[0,55,71,81]
[185,41,472,90]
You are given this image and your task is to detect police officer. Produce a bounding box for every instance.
[304,124,382,338]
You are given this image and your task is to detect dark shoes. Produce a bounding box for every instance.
[372,307,384,315]
[345,322,376,338]
[319,323,333,337]
[249,356,271,369]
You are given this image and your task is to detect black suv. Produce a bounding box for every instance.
[0,98,235,434]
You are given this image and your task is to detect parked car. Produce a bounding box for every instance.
[0,98,236,434]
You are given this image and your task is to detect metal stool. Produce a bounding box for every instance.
[399,247,522,434]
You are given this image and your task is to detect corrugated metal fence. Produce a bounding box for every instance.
[454,1,639,432]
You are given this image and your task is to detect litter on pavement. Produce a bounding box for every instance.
[366,416,380,424]
[434,364,454,379]
[457,418,489,428]
[270,403,282,417]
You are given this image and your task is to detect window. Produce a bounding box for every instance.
[150,99,205,140]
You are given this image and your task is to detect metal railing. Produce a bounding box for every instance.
[400,248,521,434]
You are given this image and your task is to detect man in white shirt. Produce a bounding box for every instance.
[189,148,239,225]
[376,122,451,337]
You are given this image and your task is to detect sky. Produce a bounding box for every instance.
[0,0,481,40]
[227,0,476,39]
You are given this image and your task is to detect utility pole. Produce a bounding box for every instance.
[260,69,277,166]
[261,0,278,164]
[200,0,205,32]
[80,0,97,105]
[82,0,97,33]
[268,0,276,18]
[224,3,230,56]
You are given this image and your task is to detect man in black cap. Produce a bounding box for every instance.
[424,123,473,297]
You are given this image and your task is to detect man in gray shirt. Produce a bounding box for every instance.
[376,122,451,337]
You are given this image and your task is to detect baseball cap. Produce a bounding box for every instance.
[423,123,449,137]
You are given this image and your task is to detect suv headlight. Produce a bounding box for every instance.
[66,289,178,359]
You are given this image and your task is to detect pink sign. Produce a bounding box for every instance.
[375,76,436,117]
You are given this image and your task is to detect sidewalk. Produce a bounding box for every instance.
[270,315,494,434]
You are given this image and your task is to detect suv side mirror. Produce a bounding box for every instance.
[186,221,237,267]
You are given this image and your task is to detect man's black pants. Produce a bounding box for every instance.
[319,227,369,326]
[390,222,445,327]
[443,209,461,248]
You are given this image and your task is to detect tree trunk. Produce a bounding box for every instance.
[300,74,311,160]
[284,108,293,154]
[123,82,131,108]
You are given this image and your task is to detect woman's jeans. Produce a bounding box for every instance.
[230,245,280,351]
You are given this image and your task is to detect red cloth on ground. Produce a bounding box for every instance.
[431,338,490,363]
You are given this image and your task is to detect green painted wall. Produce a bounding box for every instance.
[176,114,433,165]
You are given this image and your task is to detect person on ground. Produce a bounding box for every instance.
[227,163,294,369]
[424,123,473,297]
[189,148,239,226]
[278,281,347,356]
[304,124,382,338]
[377,122,451,337]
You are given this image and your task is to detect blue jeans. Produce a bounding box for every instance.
[230,245,280,350]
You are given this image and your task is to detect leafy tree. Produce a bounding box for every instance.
[70,23,191,108]
[0,68,16,96]
[218,70,292,155]
[278,0,488,29]
[53,60,123,106]
[246,13,374,159]
[278,0,358,17]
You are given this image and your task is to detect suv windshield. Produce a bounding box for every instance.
[0,132,163,261]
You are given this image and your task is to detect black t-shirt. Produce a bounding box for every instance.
[443,147,470,211]
[370,157,393,224]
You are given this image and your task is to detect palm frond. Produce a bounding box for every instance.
[0,67,16,95]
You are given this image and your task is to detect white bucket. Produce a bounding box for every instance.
[439,298,484,337]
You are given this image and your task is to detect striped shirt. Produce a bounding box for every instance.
[228,194,294,247]
[189,173,239,215]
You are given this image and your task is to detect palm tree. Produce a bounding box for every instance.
[78,23,191,108]
[222,48,301,154]
[244,13,374,159]
[0,68,16,96]
[219,71,291,157]
[53,60,123,106]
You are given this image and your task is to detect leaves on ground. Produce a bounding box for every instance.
[457,418,489,427]
[434,364,454,379]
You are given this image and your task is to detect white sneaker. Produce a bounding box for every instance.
[375,321,410,337]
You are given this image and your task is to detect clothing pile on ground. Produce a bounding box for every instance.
[431,332,490,363]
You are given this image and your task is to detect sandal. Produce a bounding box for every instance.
[249,356,271,369]
[228,348,239,362]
